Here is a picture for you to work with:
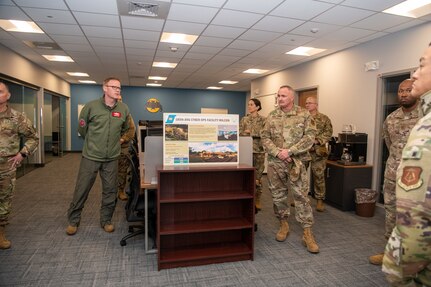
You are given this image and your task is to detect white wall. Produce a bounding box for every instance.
[251,22,431,189]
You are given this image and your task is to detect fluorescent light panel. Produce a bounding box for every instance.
[286,46,326,56]
[67,72,89,77]
[146,83,162,87]
[148,76,167,81]
[79,80,96,84]
[152,62,177,68]
[219,80,238,85]
[0,20,44,33]
[383,0,431,18]
[160,32,198,45]
[207,86,223,90]
[243,69,269,74]
[43,55,74,62]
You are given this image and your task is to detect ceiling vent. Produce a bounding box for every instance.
[23,41,62,50]
[117,0,170,19]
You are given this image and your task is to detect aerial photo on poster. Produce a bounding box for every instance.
[189,142,238,163]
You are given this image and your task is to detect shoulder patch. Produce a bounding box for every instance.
[398,166,423,191]
[79,119,86,127]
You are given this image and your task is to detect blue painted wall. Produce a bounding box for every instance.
[71,84,247,151]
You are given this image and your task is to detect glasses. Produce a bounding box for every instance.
[106,85,121,91]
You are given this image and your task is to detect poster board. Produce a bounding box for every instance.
[163,113,239,166]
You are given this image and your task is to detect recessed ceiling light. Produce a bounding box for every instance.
[148,76,167,81]
[0,20,44,33]
[285,46,326,56]
[219,80,238,85]
[160,32,198,45]
[152,62,177,68]
[207,86,223,90]
[79,80,96,84]
[67,72,89,77]
[243,69,269,74]
[146,83,162,87]
[383,0,431,18]
[43,55,74,62]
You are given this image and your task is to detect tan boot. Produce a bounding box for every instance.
[66,225,78,236]
[316,199,325,212]
[118,190,128,201]
[302,227,319,253]
[276,220,289,242]
[255,193,262,211]
[0,226,11,249]
[369,253,384,265]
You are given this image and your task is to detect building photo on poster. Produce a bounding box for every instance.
[163,113,239,166]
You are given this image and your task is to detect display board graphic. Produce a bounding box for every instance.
[163,113,239,165]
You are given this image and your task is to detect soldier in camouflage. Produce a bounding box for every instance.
[117,96,136,201]
[239,98,266,211]
[0,82,39,249]
[369,79,420,266]
[304,96,333,212]
[382,42,431,286]
[261,85,320,254]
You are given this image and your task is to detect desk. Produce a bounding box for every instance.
[141,181,157,254]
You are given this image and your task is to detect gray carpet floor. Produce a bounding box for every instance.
[0,153,389,286]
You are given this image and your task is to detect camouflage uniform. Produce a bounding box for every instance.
[239,113,266,196]
[0,106,38,226]
[261,105,317,227]
[382,90,431,286]
[382,105,421,239]
[306,112,332,200]
[118,115,136,195]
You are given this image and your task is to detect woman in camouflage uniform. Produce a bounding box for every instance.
[239,98,266,211]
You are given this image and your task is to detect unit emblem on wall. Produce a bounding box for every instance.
[146,98,162,113]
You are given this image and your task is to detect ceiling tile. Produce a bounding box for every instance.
[323,27,377,42]
[123,29,160,41]
[163,20,207,34]
[194,36,233,47]
[73,12,120,27]
[14,0,68,9]
[272,34,315,46]
[120,16,164,31]
[65,0,118,14]
[0,5,31,20]
[172,0,226,8]
[270,0,334,20]
[289,21,342,37]
[384,19,427,33]
[228,39,266,50]
[354,31,389,43]
[223,0,284,14]
[81,26,122,38]
[88,37,124,47]
[202,25,246,38]
[252,15,304,33]
[211,10,263,28]
[218,48,251,57]
[188,45,223,54]
[351,13,412,31]
[239,29,283,42]
[21,7,76,24]
[124,40,158,49]
[38,23,84,36]
[59,43,94,52]
[313,6,376,25]
[167,3,218,23]
[341,0,404,11]
[50,35,89,44]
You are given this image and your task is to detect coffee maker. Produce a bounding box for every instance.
[336,132,368,165]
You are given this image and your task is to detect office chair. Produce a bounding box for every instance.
[120,142,156,247]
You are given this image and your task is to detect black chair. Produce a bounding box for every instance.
[120,144,156,247]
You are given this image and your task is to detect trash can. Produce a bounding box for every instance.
[355,188,377,217]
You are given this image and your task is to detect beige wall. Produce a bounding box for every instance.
[0,44,70,97]
[251,22,431,189]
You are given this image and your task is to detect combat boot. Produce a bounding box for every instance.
[369,253,384,265]
[118,190,128,201]
[255,193,262,211]
[0,226,11,249]
[275,219,289,242]
[316,199,325,212]
[302,227,319,253]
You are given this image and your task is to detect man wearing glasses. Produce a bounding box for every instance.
[66,77,131,235]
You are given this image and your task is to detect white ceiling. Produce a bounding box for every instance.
[0,0,429,91]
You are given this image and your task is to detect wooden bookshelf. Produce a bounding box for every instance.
[157,165,255,270]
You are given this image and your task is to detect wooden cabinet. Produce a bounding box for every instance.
[325,161,372,211]
[157,165,255,270]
